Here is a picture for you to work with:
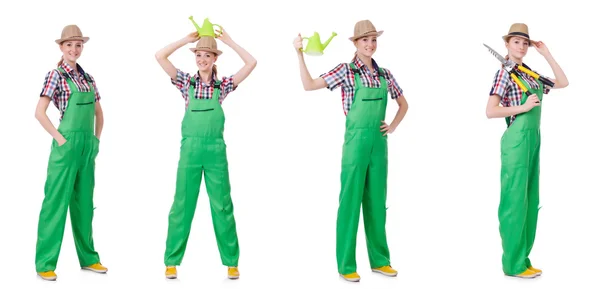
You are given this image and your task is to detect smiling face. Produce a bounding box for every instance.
[195,50,217,73]
[60,40,83,63]
[505,36,529,60]
[354,35,377,58]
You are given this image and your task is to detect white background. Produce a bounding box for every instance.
[0,0,598,288]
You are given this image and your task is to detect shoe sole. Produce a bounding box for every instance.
[37,274,57,281]
[372,269,398,277]
[82,267,108,273]
[340,275,360,282]
[505,273,537,279]
[166,275,177,279]
[228,275,239,279]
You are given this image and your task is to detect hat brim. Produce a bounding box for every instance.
[349,30,383,41]
[502,34,534,46]
[190,48,223,56]
[55,36,89,45]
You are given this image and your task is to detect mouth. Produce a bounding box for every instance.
[197,63,209,69]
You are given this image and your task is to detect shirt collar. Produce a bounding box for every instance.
[353,57,380,74]
[193,71,218,85]
[60,62,86,76]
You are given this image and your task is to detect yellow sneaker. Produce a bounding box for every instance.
[528,266,542,276]
[508,268,538,278]
[227,267,239,279]
[372,265,398,277]
[165,266,177,279]
[340,272,360,282]
[37,271,57,281]
[82,263,108,273]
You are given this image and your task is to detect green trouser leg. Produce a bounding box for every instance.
[36,134,100,272]
[525,134,540,268]
[70,136,101,267]
[164,139,203,266]
[499,130,540,275]
[364,134,390,268]
[337,135,368,275]
[204,148,239,267]
[337,131,390,275]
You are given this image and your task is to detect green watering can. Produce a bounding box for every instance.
[301,32,337,56]
[189,16,223,38]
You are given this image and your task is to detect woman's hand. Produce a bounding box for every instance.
[380,120,397,136]
[216,28,234,46]
[532,40,550,57]
[184,31,200,44]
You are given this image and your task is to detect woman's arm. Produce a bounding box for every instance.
[155,32,200,80]
[293,34,327,91]
[217,29,257,87]
[533,41,569,89]
[95,102,104,139]
[35,96,67,145]
[381,96,409,136]
[486,94,538,119]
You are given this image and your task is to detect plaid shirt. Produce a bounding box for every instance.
[171,69,237,108]
[489,63,551,125]
[320,57,404,115]
[39,62,101,121]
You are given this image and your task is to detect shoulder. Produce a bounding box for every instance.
[379,67,393,76]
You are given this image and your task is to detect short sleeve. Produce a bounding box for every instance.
[170,69,192,98]
[380,68,404,99]
[219,75,236,101]
[87,73,101,102]
[40,69,60,99]
[489,69,510,98]
[533,70,552,94]
[319,63,348,91]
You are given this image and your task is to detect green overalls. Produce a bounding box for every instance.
[337,63,391,275]
[164,79,240,267]
[35,67,101,272]
[499,76,544,275]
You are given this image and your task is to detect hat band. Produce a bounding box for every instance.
[508,32,529,39]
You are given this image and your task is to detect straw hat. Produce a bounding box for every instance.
[348,20,383,41]
[502,23,534,46]
[55,25,89,44]
[189,37,223,55]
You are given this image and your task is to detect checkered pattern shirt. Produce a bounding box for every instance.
[319,57,404,115]
[489,63,551,125]
[171,69,237,108]
[39,62,101,121]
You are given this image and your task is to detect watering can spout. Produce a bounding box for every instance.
[323,32,337,50]
[189,16,201,32]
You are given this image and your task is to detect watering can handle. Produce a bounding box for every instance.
[213,24,223,37]
[299,37,309,52]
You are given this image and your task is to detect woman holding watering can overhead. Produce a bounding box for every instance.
[155,19,257,280]
[486,23,568,278]
[293,19,409,282]
[34,24,107,281]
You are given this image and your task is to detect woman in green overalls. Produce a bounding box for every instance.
[156,28,256,280]
[486,23,569,278]
[293,20,409,282]
[34,24,107,281]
